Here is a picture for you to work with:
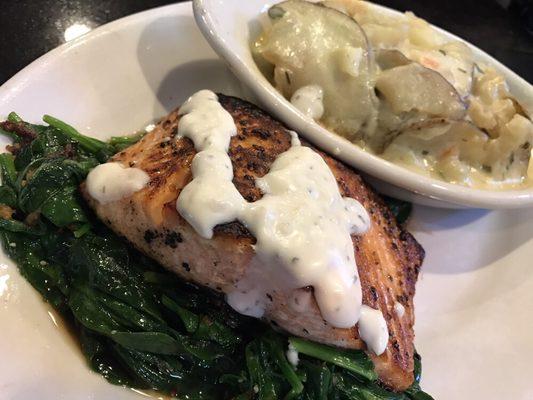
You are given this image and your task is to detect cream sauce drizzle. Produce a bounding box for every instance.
[175,90,241,239]
[86,162,149,204]
[235,144,370,328]
[358,305,389,355]
[176,90,388,352]
[286,342,299,367]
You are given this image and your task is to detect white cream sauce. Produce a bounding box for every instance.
[176,90,388,353]
[358,305,389,355]
[236,144,370,328]
[286,342,299,367]
[394,301,405,318]
[86,162,149,204]
[290,85,325,120]
[175,90,241,239]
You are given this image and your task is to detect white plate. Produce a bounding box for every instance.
[194,0,533,209]
[0,2,532,400]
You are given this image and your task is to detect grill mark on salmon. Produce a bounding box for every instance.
[81,94,424,391]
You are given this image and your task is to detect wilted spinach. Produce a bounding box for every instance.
[0,114,431,399]
[383,196,413,224]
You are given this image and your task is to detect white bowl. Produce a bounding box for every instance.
[193,0,533,209]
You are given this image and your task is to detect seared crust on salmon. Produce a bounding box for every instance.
[81,94,424,391]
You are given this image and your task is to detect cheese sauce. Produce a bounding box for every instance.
[176,90,389,353]
[86,162,149,204]
[290,85,325,120]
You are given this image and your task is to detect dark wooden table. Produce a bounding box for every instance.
[0,0,532,85]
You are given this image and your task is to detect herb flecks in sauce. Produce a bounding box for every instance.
[175,91,384,340]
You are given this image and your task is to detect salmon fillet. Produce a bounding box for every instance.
[81,94,424,391]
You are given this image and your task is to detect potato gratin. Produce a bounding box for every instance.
[253,0,533,189]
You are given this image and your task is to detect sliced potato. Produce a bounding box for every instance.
[438,41,474,98]
[383,117,533,186]
[404,11,447,49]
[393,119,488,162]
[509,97,532,119]
[371,101,432,151]
[468,66,531,138]
[375,49,411,71]
[254,0,533,187]
[326,0,475,98]
[398,43,473,98]
[325,0,410,48]
[255,0,378,138]
[383,120,489,185]
[376,63,466,120]
[372,58,463,150]
[484,114,533,182]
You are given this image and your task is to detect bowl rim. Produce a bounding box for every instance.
[193,0,533,209]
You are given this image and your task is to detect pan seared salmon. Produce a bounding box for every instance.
[81,94,424,391]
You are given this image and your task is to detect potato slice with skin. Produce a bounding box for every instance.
[383,120,489,185]
[384,117,533,186]
[255,0,378,139]
[392,119,488,163]
[484,114,533,181]
[376,49,412,71]
[376,63,467,121]
[438,41,474,98]
[326,0,475,98]
[396,41,474,99]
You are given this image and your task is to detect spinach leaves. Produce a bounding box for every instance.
[0,114,431,399]
[383,196,413,225]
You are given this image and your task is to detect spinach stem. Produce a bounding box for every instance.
[43,114,109,154]
[7,112,22,123]
[266,336,304,399]
[289,337,377,381]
